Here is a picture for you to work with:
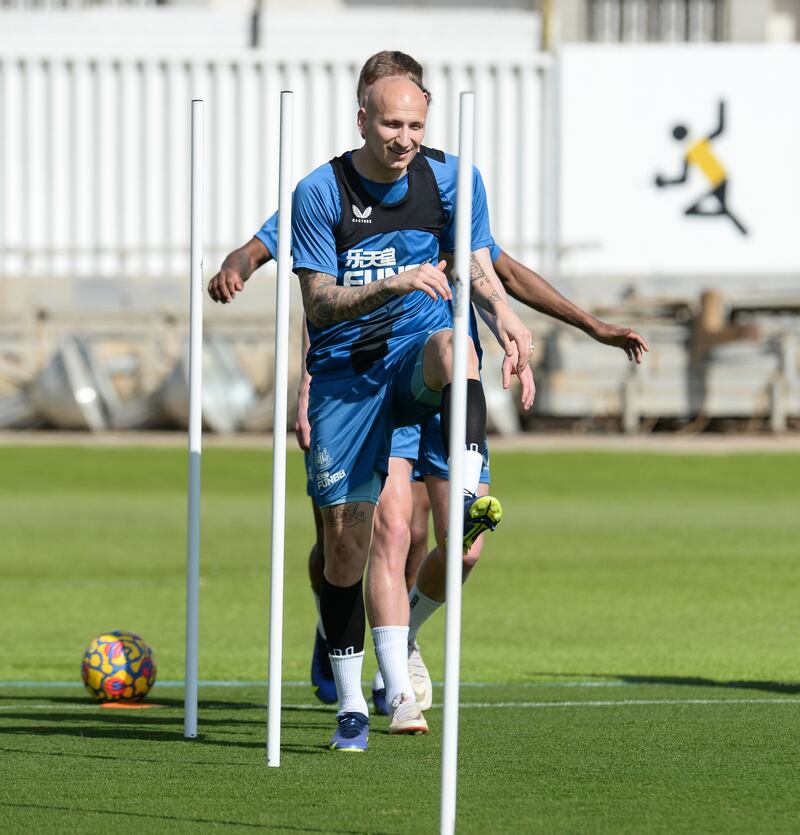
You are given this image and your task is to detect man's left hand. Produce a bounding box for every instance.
[501,353,535,411]
[494,306,533,374]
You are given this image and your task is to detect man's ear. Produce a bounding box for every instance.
[356,107,367,139]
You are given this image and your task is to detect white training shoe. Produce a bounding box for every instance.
[408,641,433,712]
[388,692,428,735]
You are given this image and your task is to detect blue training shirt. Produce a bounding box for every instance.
[291,149,493,379]
[256,215,502,270]
[256,213,502,268]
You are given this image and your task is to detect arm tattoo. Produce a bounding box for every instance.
[469,255,502,311]
[469,254,486,283]
[299,270,395,327]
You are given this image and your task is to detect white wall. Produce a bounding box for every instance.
[558,44,800,279]
[0,9,249,53]
[257,7,540,61]
[0,6,540,58]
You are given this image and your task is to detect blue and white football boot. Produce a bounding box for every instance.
[372,670,389,716]
[329,712,370,752]
[311,629,338,705]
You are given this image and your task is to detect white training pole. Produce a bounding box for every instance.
[440,91,474,835]
[184,98,204,740]
[266,90,293,768]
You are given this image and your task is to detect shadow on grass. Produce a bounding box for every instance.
[0,744,253,767]
[0,688,337,750]
[0,693,333,714]
[0,801,378,833]
[0,716,340,750]
[529,672,800,695]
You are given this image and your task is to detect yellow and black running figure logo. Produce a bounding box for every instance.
[654,101,747,236]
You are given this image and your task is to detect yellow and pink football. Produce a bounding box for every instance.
[81,631,157,701]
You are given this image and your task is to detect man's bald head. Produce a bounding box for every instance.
[363,76,428,119]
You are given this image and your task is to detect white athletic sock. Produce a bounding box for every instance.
[312,592,326,640]
[329,651,368,717]
[408,585,443,644]
[458,449,484,496]
[372,667,385,691]
[371,626,412,704]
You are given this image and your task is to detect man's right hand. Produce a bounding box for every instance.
[385,259,451,301]
[208,269,245,304]
[208,239,271,303]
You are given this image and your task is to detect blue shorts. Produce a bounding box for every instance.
[389,415,490,485]
[308,332,445,507]
[412,413,491,485]
[390,425,422,461]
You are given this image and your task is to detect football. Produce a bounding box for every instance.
[81,631,157,701]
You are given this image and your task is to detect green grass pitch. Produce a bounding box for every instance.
[0,445,799,833]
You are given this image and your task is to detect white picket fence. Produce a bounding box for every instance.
[0,53,554,282]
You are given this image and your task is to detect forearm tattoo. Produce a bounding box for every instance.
[322,503,368,527]
[299,270,395,327]
[469,255,502,311]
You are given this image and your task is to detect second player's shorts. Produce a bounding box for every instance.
[390,425,422,461]
[308,331,446,507]
[413,412,490,485]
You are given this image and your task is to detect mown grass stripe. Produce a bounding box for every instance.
[2,697,799,712]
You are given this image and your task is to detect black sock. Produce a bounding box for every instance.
[319,577,365,655]
[440,379,487,457]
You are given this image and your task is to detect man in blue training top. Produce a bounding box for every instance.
[207,52,648,742]
[206,51,522,719]
[292,75,531,751]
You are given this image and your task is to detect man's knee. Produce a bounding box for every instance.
[324,535,367,586]
[423,330,480,387]
[326,533,362,565]
[371,510,412,567]
[426,329,453,359]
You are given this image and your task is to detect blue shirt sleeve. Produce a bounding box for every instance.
[254,211,278,258]
[489,237,502,263]
[469,166,493,252]
[437,158,494,254]
[291,165,341,277]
